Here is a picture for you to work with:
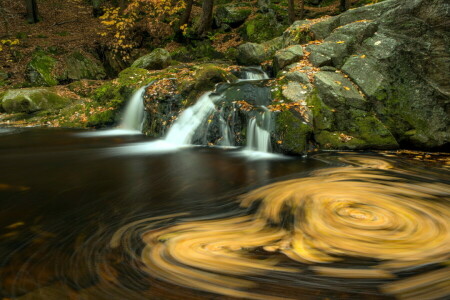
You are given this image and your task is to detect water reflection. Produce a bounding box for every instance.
[0,129,448,300]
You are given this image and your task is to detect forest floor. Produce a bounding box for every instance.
[0,0,370,89]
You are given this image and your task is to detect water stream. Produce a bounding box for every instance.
[118,86,147,132]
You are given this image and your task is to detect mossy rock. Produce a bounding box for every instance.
[241,13,288,43]
[274,110,313,154]
[87,109,116,127]
[131,48,171,70]
[192,64,237,92]
[57,52,106,82]
[25,50,58,86]
[1,88,71,113]
[214,5,251,28]
[93,67,153,105]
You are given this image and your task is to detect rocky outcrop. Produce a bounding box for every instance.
[273,0,449,150]
[131,48,171,70]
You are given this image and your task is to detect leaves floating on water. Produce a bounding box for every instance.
[112,156,450,300]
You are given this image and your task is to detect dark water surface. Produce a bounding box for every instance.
[0,129,448,299]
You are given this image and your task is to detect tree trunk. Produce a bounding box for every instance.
[340,0,350,12]
[288,0,295,23]
[299,0,305,19]
[92,0,103,17]
[25,0,39,23]
[180,0,194,28]
[197,0,214,36]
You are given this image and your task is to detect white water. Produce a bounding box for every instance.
[246,108,272,153]
[76,86,147,137]
[119,86,146,131]
[165,92,216,145]
[241,67,269,81]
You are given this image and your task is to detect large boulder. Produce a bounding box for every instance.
[1,88,71,113]
[236,43,266,65]
[131,48,171,70]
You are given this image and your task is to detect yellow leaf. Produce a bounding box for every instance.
[336,41,345,44]
[343,86,351,91]
[360,54,366,58]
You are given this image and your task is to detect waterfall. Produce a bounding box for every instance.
[118,86,146,131]
[165,92,216,145]
[246,108,272,153]
[241,67,269,81]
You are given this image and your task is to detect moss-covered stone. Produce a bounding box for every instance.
[214,5,251,28]
[57,51,106,82]
[241,13,288,43]
[274,110,312,154]
[131,48,171,70]
[25,50,58,86]
[87,109,116,127]
[1,88,71,113]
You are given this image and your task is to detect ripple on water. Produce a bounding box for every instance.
[111,156,450,300]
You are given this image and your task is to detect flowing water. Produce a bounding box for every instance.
[0,128,449,300]
[119,86,147,132]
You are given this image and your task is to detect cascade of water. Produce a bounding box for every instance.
[118,86,147,131]
[241,67,269,81]
[165,92,216,145]
[246,108,272,153]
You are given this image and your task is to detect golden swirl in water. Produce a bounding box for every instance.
[113,157,450,299]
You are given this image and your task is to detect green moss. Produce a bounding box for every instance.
[27,51,58,86]
[306,89,334,131]
[87,110,116,127]
[242,14,288,43]
[275,110,312,154]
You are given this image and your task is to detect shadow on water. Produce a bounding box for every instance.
[0,129,448,299]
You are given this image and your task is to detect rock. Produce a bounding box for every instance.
[306,34,353,68]
[314,71,366,110]
[309,17,338,40]
[282,20,313,47]
[308,51,332,67]
[282,81,310,102]
[25,50,58,86]
[261,37,284,58]
[214,5,251,28]
[192,64,237,91]
[341,56,386,99]
[274,110,313,154]
[241,13,287,43]
[131,48,171,70]
[332,20,378,46]
[237,43,266,65]
[285,71,310,85]
[58,52,106,82]
[273,45,304,74]
[306,90,398,150]
[1,88,71,113]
